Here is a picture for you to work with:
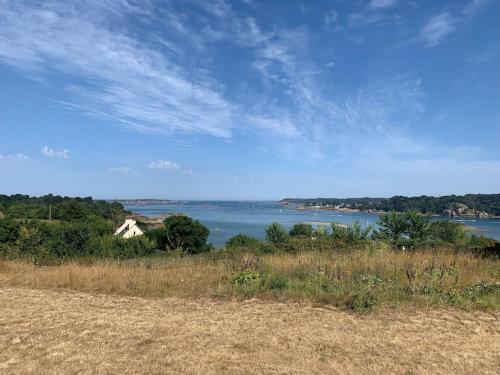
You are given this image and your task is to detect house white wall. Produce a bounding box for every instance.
[114,219,144,238]
[122,224,144,238]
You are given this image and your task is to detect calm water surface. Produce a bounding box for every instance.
[125,201,500,247]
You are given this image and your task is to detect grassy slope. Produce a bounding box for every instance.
[1,247,498,311]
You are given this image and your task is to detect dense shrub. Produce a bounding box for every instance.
[289,223,313,237]
[93,235,156,259]
[226,234,260,249]
[257,242,277,254]
[313,225,329,238]
[330,224,349,241]
[233,270,260,286]
[466,235,498,255]
[345,222,372,243]
[377,210,432,246]
[429,221,468,244]
[145,227,169,250]
[157,215,211,254]
[265,222,288,245]
[0,218,158,261]
[267,275,289,290]
[57,223,91,256]
[0,219,20,244]
[16,225,43,255]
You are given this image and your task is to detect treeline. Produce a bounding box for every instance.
[0,194,130,222]
[226,211,498,256]
[283,194,500,215]
[0,194,152,262]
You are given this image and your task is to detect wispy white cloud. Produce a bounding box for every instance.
[467,43,500,66]
[246,115,300,139]
[419,12,456,47]
[346,0,401,28]
[148,159,196,176]
[414,1,492,49]
[0,1,234,138]
[110,166,133,175]
[148,160,180,171]
[194,0,270,46]
[0,0,494,172]
[368,0,398,10]
[324,9,343,32]
[0,153,30,161]
[462,0,491,17]
[41,146,69,159]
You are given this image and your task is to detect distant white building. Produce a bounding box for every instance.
[114,219,144,238]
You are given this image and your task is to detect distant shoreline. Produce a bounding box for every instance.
[293,204,500,219]
[282,194,500,219]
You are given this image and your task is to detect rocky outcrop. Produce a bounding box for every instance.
[442,203,491,218]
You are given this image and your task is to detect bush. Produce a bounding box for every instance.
[313,225,329,238]
[145,227,169,250]
[226,234,260,249]
[45,222,92,258]
[346,291,379,312]
[0,219,20,244]
[466,235,498,255]
[430,221,468,243]
[16,225,42,255]
[345,221,372,243]
[289,223,313,237]
[265,222,288,245]
[93,235,156,259]
[267,275,289,290]
[257,242,277,254]
[233,270,260,285]
[377,210,432,246]
[331,223,350,241]
[160,215,210,254]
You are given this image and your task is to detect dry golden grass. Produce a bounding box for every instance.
[0,256,225,298]
[0,248,498,310]
[0,286,499,375]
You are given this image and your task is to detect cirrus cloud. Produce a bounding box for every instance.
[420,12,456,47]
[41,146,69,159]
[148,160,181,171]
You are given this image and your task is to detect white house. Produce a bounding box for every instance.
[114,219,144,238]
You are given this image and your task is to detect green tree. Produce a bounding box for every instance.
[346,221,373,242]
[289,223,314,237]
[331,223,349,240]
[405,210,431,241]
[377,210,431,245]
[377,212,408,242]
[160,215,210,254]
[265,222,288,245]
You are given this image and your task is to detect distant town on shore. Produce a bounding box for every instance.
[281,193,500,218]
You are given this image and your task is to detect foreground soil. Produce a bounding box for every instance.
[0,287,499,375]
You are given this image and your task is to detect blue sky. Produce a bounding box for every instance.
[0,0,499,200]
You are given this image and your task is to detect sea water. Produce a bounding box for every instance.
[125,201,500,247]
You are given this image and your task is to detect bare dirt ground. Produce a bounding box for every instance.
[0,286,499,375]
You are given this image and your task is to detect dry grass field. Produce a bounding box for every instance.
[1,286,499,375]
[0,249,498,374]
[0,248,498,310]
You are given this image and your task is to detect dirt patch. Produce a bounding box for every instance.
[0,286,498,375]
